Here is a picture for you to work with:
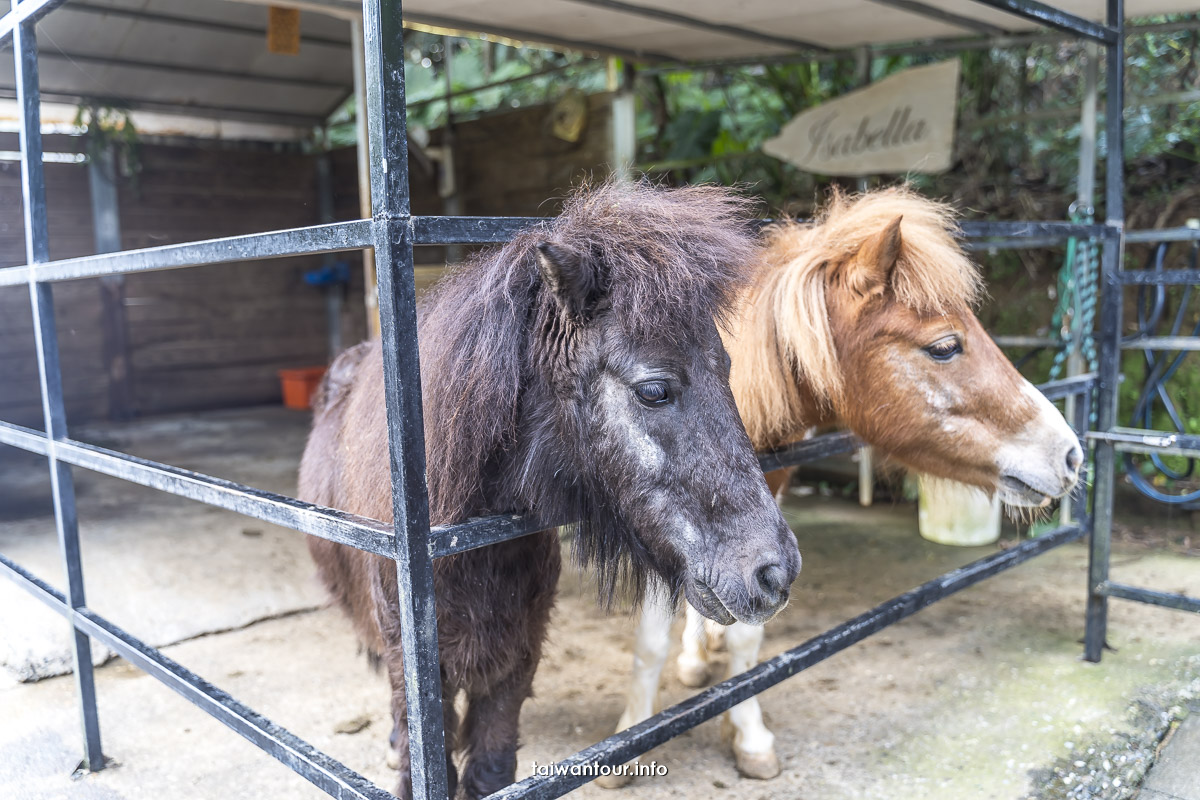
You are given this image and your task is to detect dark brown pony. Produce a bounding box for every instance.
[298,181,800,799]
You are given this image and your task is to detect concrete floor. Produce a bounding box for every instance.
[1,407,1199,800]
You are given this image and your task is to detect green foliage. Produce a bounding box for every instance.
[74,105,141,188]
[323,32,606,148]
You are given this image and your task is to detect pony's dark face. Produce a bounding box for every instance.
[535,243,799,626]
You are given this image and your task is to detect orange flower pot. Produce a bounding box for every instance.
[278,366,327,410]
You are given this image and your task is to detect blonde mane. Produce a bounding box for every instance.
[727,186,984,449]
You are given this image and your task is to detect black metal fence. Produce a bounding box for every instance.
[1,0,1197,798]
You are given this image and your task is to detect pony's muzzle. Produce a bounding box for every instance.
[752,560,791,610]
[1064,440,1084,485]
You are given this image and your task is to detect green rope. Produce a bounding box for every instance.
[1048,205,1099,381]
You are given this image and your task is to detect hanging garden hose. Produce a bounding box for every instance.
[1123,238,1200,505]
[1049,204,1100,382]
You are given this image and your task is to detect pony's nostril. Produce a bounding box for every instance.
[755,563,789,599]
[1065,443,1083,475]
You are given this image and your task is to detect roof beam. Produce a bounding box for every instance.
[561,0,829,53]
[403,10,676,62]
[219,0,363,22]
[965,0,1117,43]
[56,2,353,50]
[0,0,70,45]
[864,0,1009,36]
[0,87,325,128]
[38,50,350,90]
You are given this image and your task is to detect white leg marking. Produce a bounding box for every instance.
[676,603,711,688]
[704,617,727,652]
[616,587,674,732]
[723,622,780,779]
[598,585,674,790]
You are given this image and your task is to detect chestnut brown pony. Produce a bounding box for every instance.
[601,187,1083,787]
[298,181,799,800]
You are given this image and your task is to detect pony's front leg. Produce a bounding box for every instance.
[459,666,537,799]
[595,587,674,790]
[384,657,459,800]
[720,622,780,780]
[676,603,711,687]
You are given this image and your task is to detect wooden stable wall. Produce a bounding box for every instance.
[0,134,379,427]
[430,90,615,218]
[0,91,614,427]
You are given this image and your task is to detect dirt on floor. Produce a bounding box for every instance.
[1,407,1198,800]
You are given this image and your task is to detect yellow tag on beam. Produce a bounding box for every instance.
[267,7,301,55]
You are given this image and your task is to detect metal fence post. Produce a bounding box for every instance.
[360,1,450,798]
[1085,0,1125,663]
[14,12,105,771]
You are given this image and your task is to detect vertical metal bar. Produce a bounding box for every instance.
[360,1,449,799]
[1085,0,1124,663]
[14,13,105,771]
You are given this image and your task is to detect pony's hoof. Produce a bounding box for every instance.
[733,747,781,780]
[385,746,402,771]
[676,656,709,688]
[594,769,634,789]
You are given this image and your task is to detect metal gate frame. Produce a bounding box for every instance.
[1,0,1197,798]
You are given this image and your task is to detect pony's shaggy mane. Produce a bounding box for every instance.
[418,179,759,601]
[729,187,982,447]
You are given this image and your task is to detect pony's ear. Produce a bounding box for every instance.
[854,215,903,294]
[537,241,598,318]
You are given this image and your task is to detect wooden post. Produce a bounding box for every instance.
[352,16,379,337]
[89,143,134,420]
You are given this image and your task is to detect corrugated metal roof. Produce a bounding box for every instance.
[1,0,354,129]
[1,0,1196,135]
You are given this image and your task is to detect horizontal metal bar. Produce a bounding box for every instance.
[1036,373,1096,401]
[0,216,1127,285]
[958,220,1115,241]
[1119,269,1200,286]
[1121,336,1200,352]
[1125,227,1200,244]
[0,421,396,557]
[1097,582,1200,613]
[429,514,553,559]
[993,335,1061,348]
[36,50,350,91]
[965,0,1117,44]
[0,554,393,800]
[0,0,69,44]
[407,63,584,111]
[412,216,544,245]
[436,376,1091,556]
[1087,427,1200,459]
[492,522,1085,800]
[0,221,372,286]
[757,431,862,472]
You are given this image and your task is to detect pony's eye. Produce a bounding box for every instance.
[925,337,963,362]
[634,380,671,406]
